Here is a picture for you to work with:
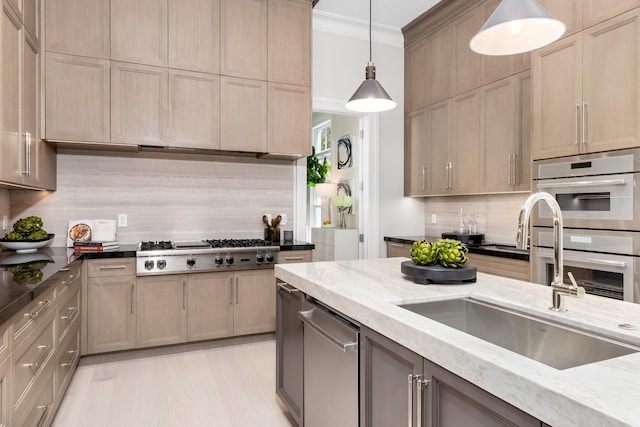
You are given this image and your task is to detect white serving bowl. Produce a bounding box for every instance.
[0,234,55,253]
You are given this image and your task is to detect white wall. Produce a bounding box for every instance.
[312,16,425,257]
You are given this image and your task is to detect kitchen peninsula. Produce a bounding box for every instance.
[275,258,640,427]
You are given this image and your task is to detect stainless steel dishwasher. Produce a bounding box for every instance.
[299,298,359,427]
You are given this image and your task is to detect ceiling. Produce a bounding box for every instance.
[314,0,442,30]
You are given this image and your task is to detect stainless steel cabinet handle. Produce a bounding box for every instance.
[235,277,239,304]
[60,350,77,367]
[298,309,358,352]
[507,154,513,185]
[407,374,414,427]
[130,284,135,314]
[183,280,187,309]
[417,378,430,427]
[26,300,51,320]
[284,256,305,261]
[537,178,626,189]
[582,101,588,145]
[560,255,627,268]
[60,306,78,321]
[99,265,127,270]
[229,278,234,305]
[36,404,53,427]
[421,166,426,191]
[25,345,52,370]
[62,273,79,287]
[21,132,31,175]
[575,104,580,145]
[277,282,300,294]
[513,153,518,186]
[390,243,405,248]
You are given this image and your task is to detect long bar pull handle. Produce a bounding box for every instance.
[417,378,430,427]
[26,300,52,320]
[408,374,414,427]
[561,255,627,268]
[25,345,52,370]
[183,280,187,309]
[229,278,234,305]
[537,178,627,189]
[235,277,239,304]
[297,309,358,352]
[131,284,135,314]
[99,265,127,270]
[36,404,53,427]
[283,256,305,261]
[60,306,78,321]
[421,166,426,191]
[277,282,300,294]
[582,101,588,145]
[575,104,580,145]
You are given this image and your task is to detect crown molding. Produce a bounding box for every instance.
[312,10,404,48]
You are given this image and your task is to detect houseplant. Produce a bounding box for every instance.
[307,146,329,186]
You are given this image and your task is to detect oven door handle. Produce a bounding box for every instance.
[560,255,627,269]
[537,178,627,189]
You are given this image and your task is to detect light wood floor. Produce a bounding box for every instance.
[52,334,297,427]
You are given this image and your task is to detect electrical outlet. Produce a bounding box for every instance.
[431,214,437,224]
[118,214,128,227]
[279,213,288,225]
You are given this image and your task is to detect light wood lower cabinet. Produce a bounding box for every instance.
[0,357,9,427]
[466,253,531,282]
[386,241,412,258]
[360,327,542,427]
[277,250,312,264]
[187,272,234,341]
[232,270,276,335]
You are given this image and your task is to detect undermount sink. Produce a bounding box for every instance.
[399,298,639,370]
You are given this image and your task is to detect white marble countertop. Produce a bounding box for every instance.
[275,257,640,427]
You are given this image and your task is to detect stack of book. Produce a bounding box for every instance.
[73,241,120,253]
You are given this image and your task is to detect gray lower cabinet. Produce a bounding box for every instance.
[275,281,304,426]
[361,327,544,427]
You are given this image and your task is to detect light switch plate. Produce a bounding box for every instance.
[118,214,127,227]
[431,214,437,224]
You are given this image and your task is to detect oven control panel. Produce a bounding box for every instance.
[136,250,277,275]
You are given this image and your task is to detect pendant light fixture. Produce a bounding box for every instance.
[469,0,565,56]
[345,0,396,113]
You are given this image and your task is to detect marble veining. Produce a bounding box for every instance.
[275,258,640,427]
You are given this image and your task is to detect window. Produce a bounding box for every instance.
[310,120,332,228]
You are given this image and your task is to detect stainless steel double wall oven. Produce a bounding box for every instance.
[531,148,640,303]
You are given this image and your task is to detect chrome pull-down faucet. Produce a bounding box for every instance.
[516,192,585,312]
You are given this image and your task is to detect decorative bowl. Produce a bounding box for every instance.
[0,234,55,253]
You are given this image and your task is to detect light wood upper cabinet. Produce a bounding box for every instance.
[220,76,267,152]
[453,6,484,94]
[533,9,640,159]
[582,0,640,29]
[136,275,188,348]
[22,32,40,188]
[187,272,234,341]
[405,109,428,196]
[220,0,267,80]
[481,0,515,83]
[22,0,37,40]
[539,0,582,37]
[268,0,311,86]
[168,70,220,149]
[426,100,451,195]
[450,89,480,195]
[532,34,582,159]
[405,38,429,112]
[111,62,168,146]
[233,270,276,335]
[267,82,311,156]
[168,0,220,74]
[45,0,110,58]
[45,53,110,143]
[111,0,167,66]
[516,71,532,192]
[429,24,454,103]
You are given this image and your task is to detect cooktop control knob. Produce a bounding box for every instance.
[144,260,155,270]
[225,255,234,265]
[265,253,274,263]
[214,255,223,266]
[157,260,167,270]
[186,258,196,268]
[256,253,265,264]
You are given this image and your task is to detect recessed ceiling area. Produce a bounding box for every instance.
[314,0,442,29]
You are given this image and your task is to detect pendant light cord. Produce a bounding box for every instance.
[369,0,372,61]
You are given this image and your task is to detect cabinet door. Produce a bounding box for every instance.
[45,0,110,58]
[532,34,582,160]
[45,53,110,142]
[22,0,37,41]
[539,0,582,37]
[428,24,454,103]
[426,100,451,195]
[0,5,22,184]
[515,71,532,192]
[583,0,640,29]
[0,357,8,427]
[168,0,220,74]
[453,6,484,94]
[168,70,220,149]
[22,31,39,188]
[386,242,411,258]
[267,82,312,156]
[481,0,514,84]
[111,62,168,146]
[220,76,267,152]
[268,0,311,86]
[136,275,188,348]
[233,270,276,335]
[87,277,136,354]
[405,38,429,111]
[110,0,167,66]
[187,272,234,341]
[220,0,267,80]
[480,77,516,193]
[360,326,423,427]
[405,109,428,196]
[582,9,640,153]
[423,358,540,427]
[276,281,304,426]
[450,90,480,195]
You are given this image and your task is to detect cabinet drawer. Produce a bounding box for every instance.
[0,324,10,365]
[386,242,412,258]
[11,289,56,348]
[87,259,135,278]
[57,284,80,343]
[277,250,312,264]
[55,261,82,301]
[12,308,55,414]
[467,253,530,281]
[14,364,55,427]
[56,322,80,397]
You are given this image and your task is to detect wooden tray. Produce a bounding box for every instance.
[401,261,477,285]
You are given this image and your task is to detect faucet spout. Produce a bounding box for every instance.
[517,192,583,311]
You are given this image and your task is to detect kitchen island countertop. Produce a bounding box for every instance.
[275,258,640,427]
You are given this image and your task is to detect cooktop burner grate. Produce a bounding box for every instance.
[140,241,174,251]
[206,239,274,248]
